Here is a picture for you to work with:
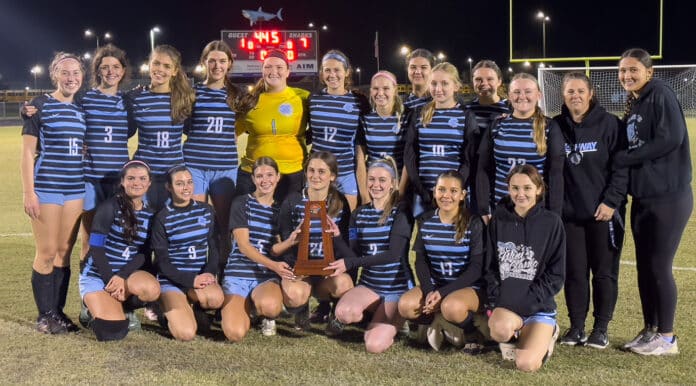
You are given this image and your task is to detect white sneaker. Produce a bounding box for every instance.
[630,333,679,356]
[427,324,444,351]
[440,317,465,348]
[622,327,657,350]
[499,342,516,361]
[261,318,276,336]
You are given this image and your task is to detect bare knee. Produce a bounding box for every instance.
[515,353,543,373]
[169,321,197,342]
[488,319,515,343]
[283,284,310,309]
[440,297,468,324]
[137,284,161,303]
[255,297,282,318]
[335,302,362,324]
[397,297,420,320]
[364,329,395,354]
[200,292,224,310]
[223,322,249,343]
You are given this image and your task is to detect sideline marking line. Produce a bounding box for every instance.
[620,260,696,272]
[0,232,32,237]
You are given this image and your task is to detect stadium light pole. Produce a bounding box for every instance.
[536,11,550,58]
[467,57,473,75]
[84,29,111,49]
[356,67,361,85]
[150,26,161,53]
[30,65,42,89]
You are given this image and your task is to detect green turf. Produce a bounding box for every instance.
[1,122,695,384]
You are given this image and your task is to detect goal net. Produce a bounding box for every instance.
[538,65,696,118]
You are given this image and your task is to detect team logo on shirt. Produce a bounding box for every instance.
[198,216,208,227]
[626,114,645,150]
[116,100,124,110]
[392,124,400,134]
[343,103,354,113]
[279,103,293,116]
[497,241,538,281]
[448,117,459,128]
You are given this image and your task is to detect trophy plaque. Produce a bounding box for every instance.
[293,201,335,276]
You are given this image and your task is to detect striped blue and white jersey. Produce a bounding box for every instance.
[225,194,280,281]
[465,98,511,137]
[416,107,469,192]
[278,190,351,264]
[152,200,218,288]
[415,210,474,289]
[183,84,237,170]
[402,93,430,111]
[490,117,548,204]
[309,90,369,176]
[80,89,130,180]
[83,197,154,281]
[351,205,412,295]
[358,112,405,170]
[126,88,185,177]
[22,94,86,195]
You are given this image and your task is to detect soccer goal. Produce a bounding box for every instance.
[537,65,696,118]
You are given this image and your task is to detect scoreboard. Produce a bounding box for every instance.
[221,30,318,76]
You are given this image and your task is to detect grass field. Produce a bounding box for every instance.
[1,122,695,385]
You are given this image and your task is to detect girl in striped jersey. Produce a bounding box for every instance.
[402,49,434,112]
[356,71,408,204]
[275,151,353,333]
[328,158,414,353]
[126,45,195,212]
[397,171,484,350]
[221,157,292,341]
[151,166,223,341]
[308,50,370,211]
[22,53,87,334]
[476,73,564,222]
[78,161,160,341]
[404,62,476,218]
[185,41,241,257]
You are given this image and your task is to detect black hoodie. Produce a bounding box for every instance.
[553,103,629,221]
[614,78,692,199]
[484,198,565,316]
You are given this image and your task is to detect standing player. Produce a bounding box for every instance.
[402,48,434,111]
[485,165,565,372]
[151,166,224,341]
[614,48,692,356]
[275,151,353,334]
[78,161,160,341]
[476,73,564,221]
[398,171,484,350]
[221,157,293,341]
[404,62,476,218]
[553,72,628,349]
[22,52,86,334]
[184,40,241,258]
[308,49,370,211]
[328,158,414,353]
[126,45,195,211]
[355,71,407,204]
[236,50,309,203]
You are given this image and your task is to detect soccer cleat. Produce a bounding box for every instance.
[622,326,658,351]
[309,301,331,323]
[79,304,94,329]
[55,311,80,333]
[560,327,587,346]
[630,333,679,356]
[126,311,142,331]
[294,305,311,331]
[499,341,516,361]
[325,313,345,336]
[261,318,277,336]
[586,329,609,349]
[543,324,560,364]
[426,322,445,351]
[36,312,68,335]
[411,324,428,344]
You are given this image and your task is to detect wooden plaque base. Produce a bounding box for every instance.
[293,201,335,276]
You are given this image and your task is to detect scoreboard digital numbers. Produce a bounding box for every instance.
[221,30,318,76]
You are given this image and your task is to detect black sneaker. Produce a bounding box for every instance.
[586,329,609,349]
[36,312,68,334]
[309,301,331,323]
[55,311,80,333]
[560,327,587,346]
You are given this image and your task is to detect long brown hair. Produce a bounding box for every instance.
[435,171,471,243]
[420,62,462,127]
[510,73,547,155]
[199,40,240,112]
[151,45,195,124]
[306,151,343,218]
[116,161,152,243]
[90,44,130,88]
[237,51,289,115]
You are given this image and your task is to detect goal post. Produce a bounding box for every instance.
[537,65,696,118]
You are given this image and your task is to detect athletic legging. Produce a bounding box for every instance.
[631,189,693,333]
[563,220,622,331]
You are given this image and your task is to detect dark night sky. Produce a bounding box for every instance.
[0,0,691,89]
